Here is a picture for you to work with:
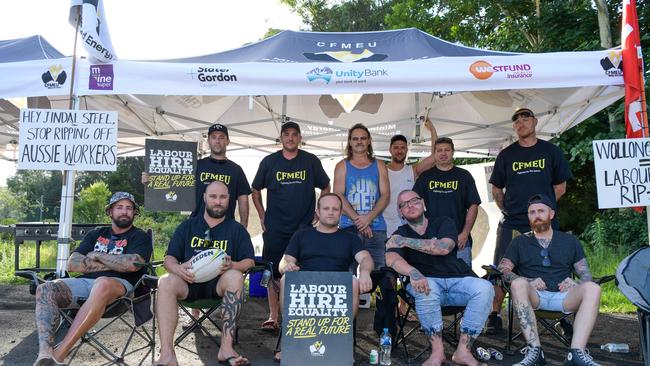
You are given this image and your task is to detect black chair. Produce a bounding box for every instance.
[16,229,160,365]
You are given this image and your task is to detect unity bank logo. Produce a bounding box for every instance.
[41,64,67,89]
[309,340,326,357]
[89,64,114,90]
[469,60,532,80]
[187,66,238,88]
[600,50,623,77]
[306,67,333,83]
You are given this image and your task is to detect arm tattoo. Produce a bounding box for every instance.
[94,253,144,272]
[409,269,425,281]
[67,252,110,273]
[222,289,244,340]
[513,300,539,346]
[497,258,521,283]
[573,258,593,282]
[393,236,454,255]
[35,281,72,351]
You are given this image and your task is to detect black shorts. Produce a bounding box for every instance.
[185,275,221,301]
[262,231,293,278]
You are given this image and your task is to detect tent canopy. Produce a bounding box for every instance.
[0,29,624,158]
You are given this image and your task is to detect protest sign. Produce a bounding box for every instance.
[593,137,650,208]
[18,108,117,171]
[144,139,197,212]
[282,271,353,366]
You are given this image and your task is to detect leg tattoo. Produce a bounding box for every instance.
[513,300,538,345]
[459,332,478,350]
[222,290,244,340]
[35,282,72,349]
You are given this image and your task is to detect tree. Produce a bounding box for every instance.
[73,181,111,224]
[281,0,397,31]
[6,170,62,221]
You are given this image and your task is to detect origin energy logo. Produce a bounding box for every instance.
[469,60,532,80]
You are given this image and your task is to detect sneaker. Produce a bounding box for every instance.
[564,348,601,366]
[486,312,503,335]
[514,345,547,366]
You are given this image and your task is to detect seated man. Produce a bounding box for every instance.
[154,181,255,366]
[34,192,152,366]
[276,193,374,361]
[386,190,493,366]
[498,194,601,366]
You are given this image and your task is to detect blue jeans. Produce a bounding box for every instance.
[456,237,473,266]
[343,227,386,270]
[407,277,494,337]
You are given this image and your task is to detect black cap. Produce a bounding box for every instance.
[511,107,535,121]
[208,123,229,137]
[527,193,555,210]
[280,121,301,134]
[390,134,408,146]
[105,192,138,211]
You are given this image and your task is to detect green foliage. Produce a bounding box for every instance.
[73,181,112,224]
[581,209,649,253]
[6,170,62,221]
[76,156,145,204]
[0,187,28,224]
[583,241,636,313]
[281,0,397,31]
[134,210,186,249]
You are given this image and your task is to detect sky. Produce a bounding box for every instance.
[0,0,304,185]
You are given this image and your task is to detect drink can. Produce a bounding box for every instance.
[369,349,379,364]
[487,347,503,360]
[476,347,490,361]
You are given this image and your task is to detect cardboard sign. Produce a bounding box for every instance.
[17,108,117,171]
[593,137,650,208]
[282,271,353,366]
[144,139,197,212]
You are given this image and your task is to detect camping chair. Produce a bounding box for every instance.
[172,258,273,348]
[481,265,614,353]
[15,229,160,365]
[393,272,465,363]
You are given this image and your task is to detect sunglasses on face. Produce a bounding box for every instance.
[540,248,551,267]
[512,111,534,122]
[398,197,423,209]
[350,136,369,142]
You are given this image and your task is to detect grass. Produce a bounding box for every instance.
[0,238,639,313]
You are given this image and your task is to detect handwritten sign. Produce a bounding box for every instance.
[282,271,353,366]
[18,108,117,171]
[593,137,650,208]
[144,139,197,212]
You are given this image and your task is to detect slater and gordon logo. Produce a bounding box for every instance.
[89,64,114,90]
[187,66,238,88]
[469,60,532,80]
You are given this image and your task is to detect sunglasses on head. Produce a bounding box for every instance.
[512,111,534,122]
[540,248,551,267]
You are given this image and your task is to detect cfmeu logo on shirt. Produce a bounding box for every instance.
[276,170,307,182]
[428,180,459,190]
[512,158,546,172]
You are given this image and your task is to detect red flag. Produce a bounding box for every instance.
[622,0,648,138]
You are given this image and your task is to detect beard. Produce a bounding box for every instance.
[113,215,134,229]
[206,204,227,219]
[392,156,406,164]
[531,218,551,233]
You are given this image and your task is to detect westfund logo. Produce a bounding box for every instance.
[469,60,532,80]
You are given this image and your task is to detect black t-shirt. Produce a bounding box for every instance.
[193,157,251,218]
[489,139,572,227]
[285,227,364,272]
[413,166,481,234]
[503,230,585,292]
[252,150,330,235]
[74,226,152,286]
[166,215,255,264]
[387,217,474,278]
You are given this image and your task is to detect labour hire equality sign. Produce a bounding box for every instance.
[593,137,650,208]
[18,108,118,171]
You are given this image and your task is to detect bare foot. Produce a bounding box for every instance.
[152,354,178,366]
[422,352,446,366]
[451,349,486,366]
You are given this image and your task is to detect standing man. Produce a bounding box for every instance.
[487,107,572,333]
[154,181,255,366]
[385,117,437,236]
[498,194,601,366]
[413,137,481,266]
[33,192,152,366]
[386,190,493,366]
[334,123,390,270]
[252,121,331,331]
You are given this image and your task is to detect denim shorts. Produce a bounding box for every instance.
[535,290,570,313]
[58,277,133,308]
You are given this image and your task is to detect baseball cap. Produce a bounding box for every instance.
[280,121,301,134]
[106,192,138,211]
[208,123,229,137]
[511,107,535,122]
[527,193,555,210]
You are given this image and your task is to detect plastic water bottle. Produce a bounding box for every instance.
[369,349,379,364]
[379,328,392,365]
[601,343,629,353]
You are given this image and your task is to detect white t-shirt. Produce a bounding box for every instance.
[385,165,415,236]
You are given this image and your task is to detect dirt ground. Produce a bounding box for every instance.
[0,284,645,366]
